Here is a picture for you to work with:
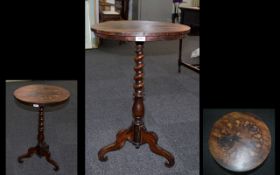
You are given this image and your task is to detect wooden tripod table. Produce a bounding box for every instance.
[209,112,272,172]
[92,21,190,167]
[14,84,70,171]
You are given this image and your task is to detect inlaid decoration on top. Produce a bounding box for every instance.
[209,112,271,172]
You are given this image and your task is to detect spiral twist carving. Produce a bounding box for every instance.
[133,43,144,98]
[132,42,145,144]
[38,105,45,144]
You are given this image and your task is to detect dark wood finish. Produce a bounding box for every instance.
[209,112,272,172]
[98,42,175,167]
[14,84,70,105]
[14,84,70,171]
[92,20,190,42]
[92,21,189,167]
[178,6,199,73]
[18,106,59,171]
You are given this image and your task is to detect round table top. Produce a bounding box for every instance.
[209,112,271,172]
[14,84,70,106]
[91,20,190,42]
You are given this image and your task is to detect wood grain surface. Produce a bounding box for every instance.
[92,20,190,41]
[14,84,70,105]
[209,112,271,172]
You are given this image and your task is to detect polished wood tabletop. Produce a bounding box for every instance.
[92,20,190,41]
[14,84,70,105]
[209,112,271,172]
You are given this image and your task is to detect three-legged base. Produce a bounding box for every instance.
[98,42,175,167]
[98,124,175,167]
[18,142,59,171]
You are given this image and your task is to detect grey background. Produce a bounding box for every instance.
[131,0,174,22]
[139,0,173,22]
[203,109,275,175]
[6,80,77,175]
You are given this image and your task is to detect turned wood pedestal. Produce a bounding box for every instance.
[14,84,70,171]
[92,21,190,167]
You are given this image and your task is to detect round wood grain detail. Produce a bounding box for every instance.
[14,84,70,105]
[209,112,271,172]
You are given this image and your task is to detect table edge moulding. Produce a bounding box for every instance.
[92,20,190,42]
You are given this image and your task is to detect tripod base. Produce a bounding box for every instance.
[98,124,175,167]
[18,142,59,171]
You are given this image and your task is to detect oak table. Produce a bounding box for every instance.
[209,112,271,172]
[14,84,70,171]
[92,20,190,167]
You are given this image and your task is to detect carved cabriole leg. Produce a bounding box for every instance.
[141,131,175,167]
[18,105,59,171]
[18,147,37,163]
[43,151,59,171]
[98,128,133,161]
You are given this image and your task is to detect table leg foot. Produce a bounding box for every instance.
[98,128,132,161]
[44,152,59,171]
[18,146,37,163]
[142,130,175,168]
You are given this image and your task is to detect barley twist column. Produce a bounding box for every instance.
[132,42,145,148]
[38,105,45,145]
